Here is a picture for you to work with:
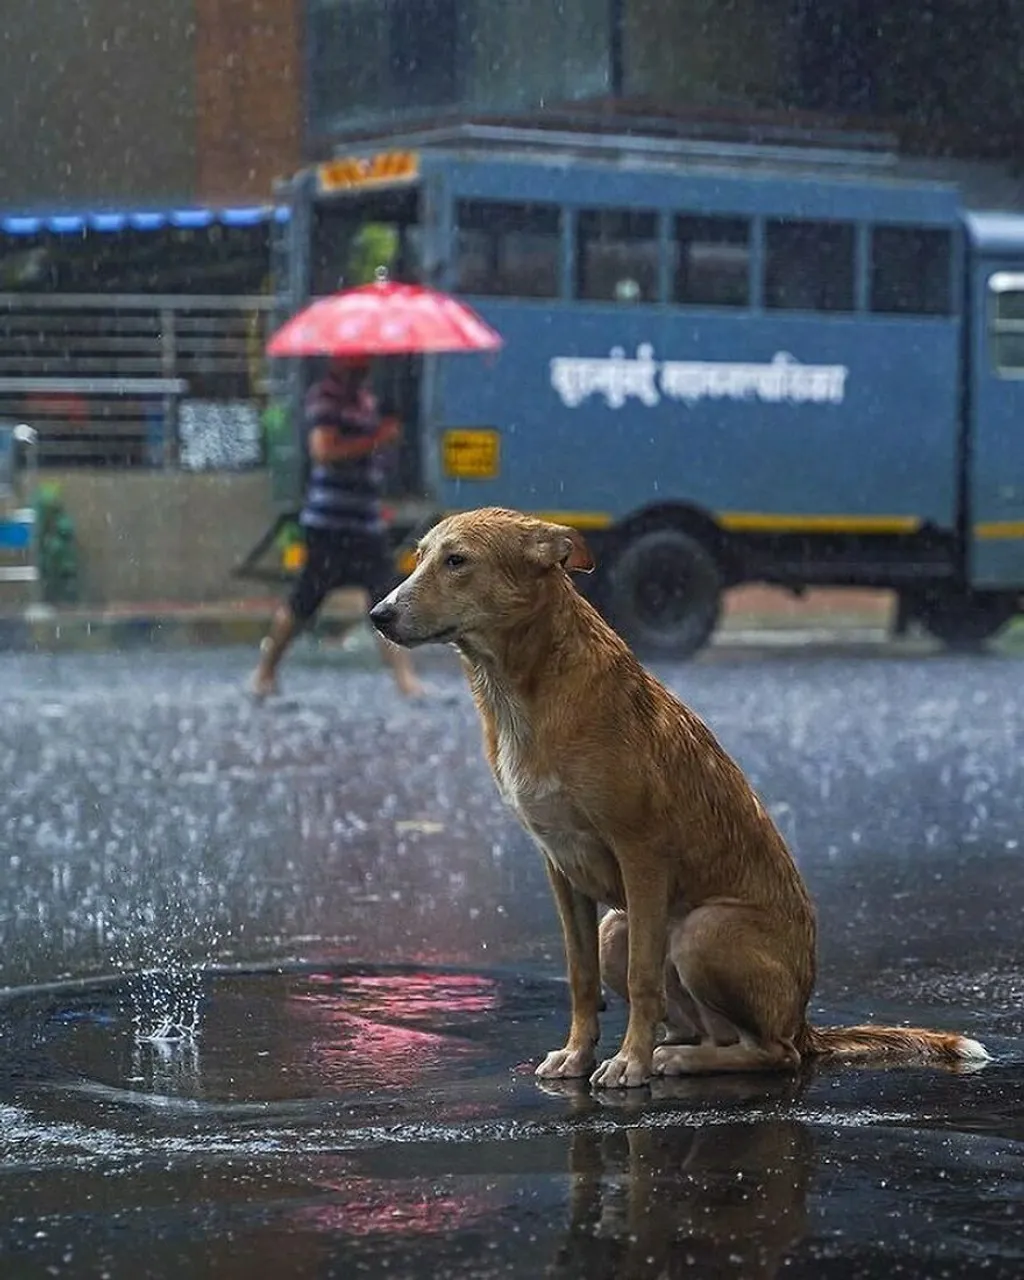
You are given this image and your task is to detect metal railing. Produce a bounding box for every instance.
[0,293,274,468]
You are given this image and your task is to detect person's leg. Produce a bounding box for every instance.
[250,529,328,698]
[250,601,301,698]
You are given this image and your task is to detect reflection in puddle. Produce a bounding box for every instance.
[1,964,1021,1279]
[17,963,535,1112]
[543,1076,813,1278]
[127,1036,202,1100]
[292,1173,500,1240]
[287,970,500,1092]
[553,1120,812,1279]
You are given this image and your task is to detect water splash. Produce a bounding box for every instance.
[126,963,204,1044]
[95,879,219,1049]
[123,963,205,1101]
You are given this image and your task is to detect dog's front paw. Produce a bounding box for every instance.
[590,1053,651,1089]
[535,1046,596,1079]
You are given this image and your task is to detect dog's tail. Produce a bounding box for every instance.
[803,1022,990,1066]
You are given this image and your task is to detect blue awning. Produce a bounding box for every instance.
[0,205,290,236]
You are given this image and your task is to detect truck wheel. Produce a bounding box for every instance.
[914,590,1017,651]
[602,527,723,660]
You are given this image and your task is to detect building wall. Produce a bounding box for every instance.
[306,0,1024,167]
[49,470,277,604]
[195,0,304,202]
[0,0,196,207]
[454,0,610,116]
[307,0,612,141]
[0,0,304,210]
[624,0,795,113]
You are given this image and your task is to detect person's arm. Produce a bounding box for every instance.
[308,417,400,465]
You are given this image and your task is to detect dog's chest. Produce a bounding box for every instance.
[480,680,557,807]
[482,683,623,906]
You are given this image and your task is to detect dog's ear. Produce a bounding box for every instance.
[527,523,595,574]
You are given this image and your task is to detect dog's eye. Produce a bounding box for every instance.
[444,553,467,569]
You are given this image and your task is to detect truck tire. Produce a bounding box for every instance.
[914,590,1017,651]
[602,527,723,660]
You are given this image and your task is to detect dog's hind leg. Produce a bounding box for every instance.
[599,909,738,1048]
[652,903,806,1076]
[600,909,700,1045]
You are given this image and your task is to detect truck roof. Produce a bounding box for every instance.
[323,116,939,190]
[965,211,1024,256]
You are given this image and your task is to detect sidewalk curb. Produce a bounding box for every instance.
[0,609,363,654]
[0,606,897,655]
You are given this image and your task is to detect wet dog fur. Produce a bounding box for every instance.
[370,507,991,1088]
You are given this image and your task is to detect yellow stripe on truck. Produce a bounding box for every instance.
[531,511,615,530]
[535,511,921,536]
[974,520,1024,540]
[718,512,922,535]
[395,509,924,574]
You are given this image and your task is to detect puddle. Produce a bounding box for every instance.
[1,962,1023,1278]
[4,648,1024,1274]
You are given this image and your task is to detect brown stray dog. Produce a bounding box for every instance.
[369,507,991,1088]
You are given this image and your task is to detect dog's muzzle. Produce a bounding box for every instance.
[369,598,401,642]
[369,598,459,647]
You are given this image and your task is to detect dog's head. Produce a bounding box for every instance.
[369,507,594,650]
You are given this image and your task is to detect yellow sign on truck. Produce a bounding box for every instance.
[316,151,419,194]
[442,429,500,480]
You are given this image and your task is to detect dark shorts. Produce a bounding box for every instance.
[288,525,398,624]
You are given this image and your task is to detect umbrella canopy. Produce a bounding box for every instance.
[266,278,503,357]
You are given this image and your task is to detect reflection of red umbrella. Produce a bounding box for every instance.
[266,277,503,357]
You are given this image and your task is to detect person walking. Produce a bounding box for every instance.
[250,354,424,700]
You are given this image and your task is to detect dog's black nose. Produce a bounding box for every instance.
[369,600,398,635]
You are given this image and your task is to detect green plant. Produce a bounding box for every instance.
[274,517,304,553]
[262,398,304,507]
[347,223,400,285]
[261,398,290,453]
[32,482,80,604]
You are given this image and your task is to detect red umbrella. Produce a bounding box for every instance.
[266,277,503,357]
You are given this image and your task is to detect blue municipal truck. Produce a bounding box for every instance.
[264,119,1024,658]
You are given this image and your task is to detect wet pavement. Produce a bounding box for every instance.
[1,643,1023,1278]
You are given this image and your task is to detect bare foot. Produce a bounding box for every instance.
[396,676,427,699]
[249,668,278,700]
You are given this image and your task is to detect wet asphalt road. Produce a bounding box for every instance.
[1,640,1023,1278]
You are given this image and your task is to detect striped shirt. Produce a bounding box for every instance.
[298,368,385,535]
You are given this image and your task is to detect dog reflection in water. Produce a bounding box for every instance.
[540,1075,813,1280]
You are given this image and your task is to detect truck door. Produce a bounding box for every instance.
[969,268,1024,589]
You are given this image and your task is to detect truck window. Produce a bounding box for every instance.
[764,218,855,313]
[990,273,1024,375]
[576,209,659,304]
[871,226,953,316]
[454,200,561,299]
[672,215,751,308]
[310,188,421,296]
